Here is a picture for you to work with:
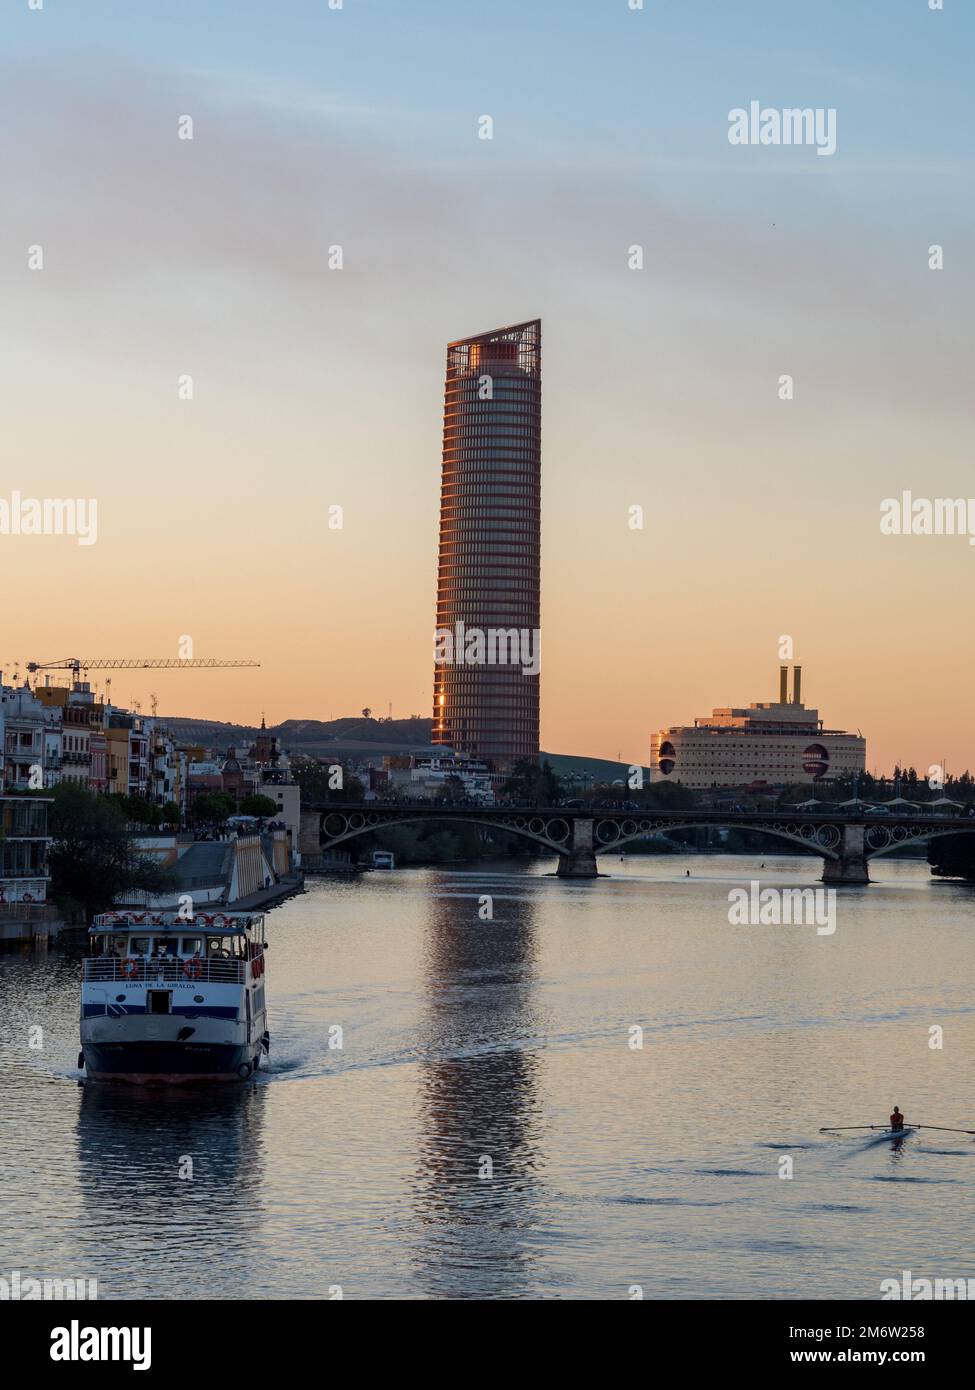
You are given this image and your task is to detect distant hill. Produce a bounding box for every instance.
[160,713,437,757]
[542,752,637,782]
[158,714,633,774]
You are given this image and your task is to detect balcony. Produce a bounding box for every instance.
[83,957,245,985]
[0,903,59,923]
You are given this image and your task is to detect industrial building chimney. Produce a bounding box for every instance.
[779,666,788,704]
[793,665,802,705]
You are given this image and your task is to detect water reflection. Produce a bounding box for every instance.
[412,885,546,1298]
[76,1082,267,1296]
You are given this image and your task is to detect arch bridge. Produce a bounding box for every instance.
[303,804,975,885]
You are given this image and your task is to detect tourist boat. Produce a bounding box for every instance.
[79,910,269,1084]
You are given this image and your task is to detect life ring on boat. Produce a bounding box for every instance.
[120,957,140,979]
[182,957,203,981]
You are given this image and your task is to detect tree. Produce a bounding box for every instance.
[48,784,177,923]
[115,793,162,826]
[434,773,467,805]
[290,756,364,804]
[500,759,562,805]
[239,794,279,818]
[191,792,236,824]
[361,707,372,719]
[642,780,697,810]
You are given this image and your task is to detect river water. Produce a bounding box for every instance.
[2,854,973,1300]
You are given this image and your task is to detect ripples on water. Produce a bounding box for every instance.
[1,855,973,1298]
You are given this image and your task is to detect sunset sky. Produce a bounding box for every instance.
[2,1,973,773]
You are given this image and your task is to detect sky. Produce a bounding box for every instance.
[1,0,973,773]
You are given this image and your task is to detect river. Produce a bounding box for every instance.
[2,854,973,1299]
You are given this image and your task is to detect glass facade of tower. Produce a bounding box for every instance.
[432,320,541,770]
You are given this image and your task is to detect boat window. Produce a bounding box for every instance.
[130,937,151,956]
[180,937,203,956]
[157,939,179,957]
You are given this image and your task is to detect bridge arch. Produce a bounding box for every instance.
[317,808,574,857]
[860,821,974,859]
[593,818,840,860]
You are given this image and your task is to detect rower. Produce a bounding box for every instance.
[890,1106,904,1132]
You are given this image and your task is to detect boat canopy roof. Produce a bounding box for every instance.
[91,911,263,936]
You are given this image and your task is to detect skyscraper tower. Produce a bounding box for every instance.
[432,319,541,770]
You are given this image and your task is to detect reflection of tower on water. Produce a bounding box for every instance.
[412,884,547,1298]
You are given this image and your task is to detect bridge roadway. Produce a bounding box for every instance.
[305,803,973,885]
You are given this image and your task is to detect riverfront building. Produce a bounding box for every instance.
[432,320,541,772]
[0,794,52,909]
[649,666,866,789]
[378,752,496,804]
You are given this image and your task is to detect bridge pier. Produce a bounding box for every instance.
[821,824,870,885]
[556,818,599,878]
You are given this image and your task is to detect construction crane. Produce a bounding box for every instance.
[27,657,259,677]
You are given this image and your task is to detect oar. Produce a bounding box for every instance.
[819,1125,886,1131]
[912,1124,975,1135]
[820,1124,975,1135]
